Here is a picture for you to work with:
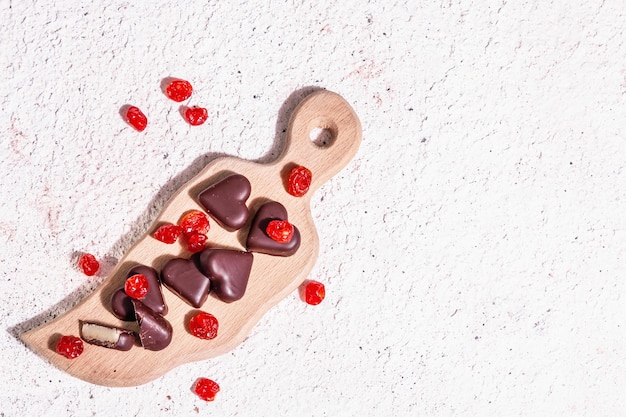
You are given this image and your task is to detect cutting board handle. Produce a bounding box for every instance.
[280,90,362,194]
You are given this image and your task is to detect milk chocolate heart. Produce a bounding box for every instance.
[161,257,211,308]
[197,248,254,303]
[111,265,168,321]
[198,174,251,231]
[246,201,301,256]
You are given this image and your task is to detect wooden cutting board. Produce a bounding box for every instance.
[20,90,362,387]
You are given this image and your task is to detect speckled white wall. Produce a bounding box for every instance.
[1,0,625,416]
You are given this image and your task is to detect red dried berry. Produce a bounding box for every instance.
[287,165,312,197]
[78,253,99,276]
[304,280,325,305]
[179,210,210,237]
[194,378,220,401]
[124,274,150,300]
[186,232,208,253]
[56,335,84,359]
[189,311,219,340]
[165,79,193,102]
[185,107,209,126]
[266,220,294,243]
[154,224,183,244]
[125,106,148,132]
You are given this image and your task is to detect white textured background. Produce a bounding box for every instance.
[1,0,625,416]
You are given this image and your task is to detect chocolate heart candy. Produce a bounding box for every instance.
[133,300,173,351]
[197,248,254,303]
[110,289,134,321]
[246,201,301,256]
[111,265,168,321]
[198,174,251,231]
[161,257,211,308]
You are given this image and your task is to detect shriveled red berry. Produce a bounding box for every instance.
[56,335,84,359]
[180,210,210,237]
[165,79,193,102]
[304,280,325,305]
[125,106,148,132]
[266,220,294,243]
[154,223,183,244]
[78,253,99,276]
[287,165,312,197]
[194,378,220,401]
[185,107,208,126]
[189,311,219,340]
[186,232,207,253]
[124,274,150,299]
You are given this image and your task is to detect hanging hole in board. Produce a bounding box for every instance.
[309,127,334,148]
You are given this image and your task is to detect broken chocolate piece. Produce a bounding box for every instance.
[246,201,301,256]
[80,321,135,351]
[197,248,253,303]
[111,265,168,321]
[133,300,173,351]
[198,174,251,231]
[161,257,211,308]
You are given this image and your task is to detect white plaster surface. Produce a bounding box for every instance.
[1,0,625,415]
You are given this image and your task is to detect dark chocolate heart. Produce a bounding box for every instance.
[161,257,211,308]
[133,300,173,351]
[246,201,301,256]
[198,174,251,231]
[110,289,134,321]
[111,265,168,321]
[197,248,254,303]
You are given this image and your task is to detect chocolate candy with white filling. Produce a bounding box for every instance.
[133,300,173,351]
[80,321,136,351]
[246,201,301,256]
[198,174,251,231]
[161,257,211,308]
[111,265,168,321]
[197,248,254,303]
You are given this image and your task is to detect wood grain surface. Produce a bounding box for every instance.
[20,90,362,387]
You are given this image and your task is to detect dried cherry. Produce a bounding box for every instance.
[78,253,99,276]
[266,220,294,243]
[194,377,220,401]
[287,165,312,197]
[154,224,183,244]
[56,335,84,359]
[186,232,208,253]
[124,274,150,300]
[304,280,325,305]
[125,106,148,131]
[189,311,219,340]
[185,107,208,126]
[165,79,193,102]
[180,210,210,237]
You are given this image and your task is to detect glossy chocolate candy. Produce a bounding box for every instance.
[198,174,251,231]
[133,300,173,351]
[246,201,301,256]
[197,248,253,303]
[160,257,211,308]
[111,265,168,321]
